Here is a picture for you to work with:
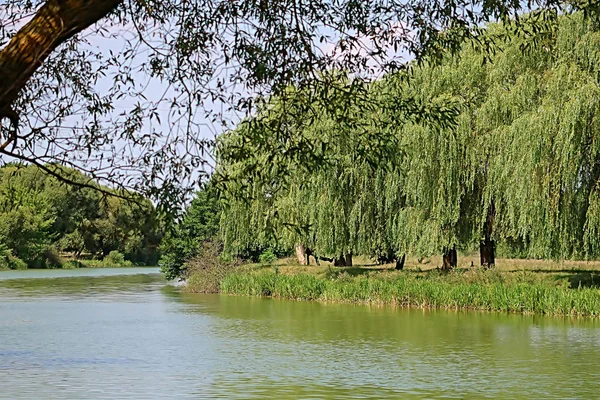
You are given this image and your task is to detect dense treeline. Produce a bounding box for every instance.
[0,164,162,269]
[158,14,600,280]
[199,14,600,272]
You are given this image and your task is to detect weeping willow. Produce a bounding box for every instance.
[218,12,600,263]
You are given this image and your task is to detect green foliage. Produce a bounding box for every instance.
[217,13,600,263]
[160,183,221,280]
[0,164,162,269]
[8,0,596,219]
[104,251,126,266]
[258,249,277,266]
[61,260,85,269]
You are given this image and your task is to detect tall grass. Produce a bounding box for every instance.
[219,269,600,317]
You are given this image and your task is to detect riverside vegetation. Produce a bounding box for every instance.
[160,13,600,317]
[0,164,162,270]
[184,253,600,317]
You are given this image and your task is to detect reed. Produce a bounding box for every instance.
[217,268,600,317]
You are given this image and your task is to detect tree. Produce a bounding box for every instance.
[159,182,221,279]
[1,1,597,209]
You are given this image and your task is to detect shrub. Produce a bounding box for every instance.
[62,260,85,269]
[258,249,277,265]
[7,255,27,270]
[44,248,64,268]
[105,250,126,265]
[0,244,27,270]
[186,241,240,293]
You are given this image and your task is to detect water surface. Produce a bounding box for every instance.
[0,268,599,399]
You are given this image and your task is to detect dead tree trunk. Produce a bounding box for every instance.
[295,244,307,265]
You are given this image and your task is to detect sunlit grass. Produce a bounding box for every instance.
[216,266,600,317]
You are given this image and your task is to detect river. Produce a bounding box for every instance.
[0,268,599,399]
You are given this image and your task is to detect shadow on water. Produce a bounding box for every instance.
[0,273,166,299]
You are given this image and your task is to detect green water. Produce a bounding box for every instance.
[1,268,599,399]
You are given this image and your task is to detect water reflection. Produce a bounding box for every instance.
[0,271,599,399]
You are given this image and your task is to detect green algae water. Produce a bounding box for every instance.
[1,268,599,399]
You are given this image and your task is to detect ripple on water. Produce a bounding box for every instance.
[1,272,600,399]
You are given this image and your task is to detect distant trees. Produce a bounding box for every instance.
[0,164,161,268]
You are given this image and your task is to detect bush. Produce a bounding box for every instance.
[105,250,126,265]
[259,249,277,265]
[0,244,27,270]
[7,255,27,270]
[44,248,64,269]
[186,241,240,293]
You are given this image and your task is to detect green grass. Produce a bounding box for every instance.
[77,259,135,268]
[216,267,600,317]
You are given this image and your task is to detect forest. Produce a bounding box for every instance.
[0,164,162,269]
[162,13,600,280]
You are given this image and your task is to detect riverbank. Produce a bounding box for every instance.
[189,263,600,317]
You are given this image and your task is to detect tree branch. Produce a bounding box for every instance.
[0,0,123,112]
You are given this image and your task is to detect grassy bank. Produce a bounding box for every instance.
[205,265,600,317]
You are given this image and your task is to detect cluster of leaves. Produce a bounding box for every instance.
[216,13,600,262]
[0,163,162,269]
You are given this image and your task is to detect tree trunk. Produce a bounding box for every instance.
[480,202,496,268]
[305,248,320,266]
[334,254,346,267]
[442,246,457,271]
[395,253,406,271]
[0,0,122,118]
[344,253,352,267]
[295,244,307,265]
[480,238,495,268]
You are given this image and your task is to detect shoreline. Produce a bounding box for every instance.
[188,266,600,317]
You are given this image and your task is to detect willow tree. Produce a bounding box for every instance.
[210,11,600,271]
[387,13,600,264]
[471,14,600,261]
[217,78,410,266]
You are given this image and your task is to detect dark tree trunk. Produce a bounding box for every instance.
[344,253,352,267]
[334,254,346,267]
[442,246,457,271]
[305,248,320,265]
[395,253,406,270]
[480,202,496,268]
[480,238,495,268]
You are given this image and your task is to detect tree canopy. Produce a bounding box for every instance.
[215,13,600,268]
[2,1,599,209]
